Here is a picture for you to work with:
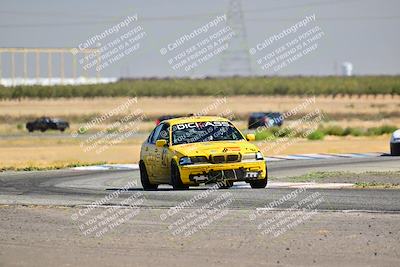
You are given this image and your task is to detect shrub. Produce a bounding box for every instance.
[269,127,293,137]
[321,125,345,136]
[307,130,325,140]
[379,125,398,134]
[367,125,398,136]
[340,127,365,136]
[255,130,275,141]
[255,127,295,140]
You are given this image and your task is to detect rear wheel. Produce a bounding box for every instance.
[171,161,189,190]
[139,161,158,190]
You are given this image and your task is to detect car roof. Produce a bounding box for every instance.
[250,112,282,116]
[165,116,230,125]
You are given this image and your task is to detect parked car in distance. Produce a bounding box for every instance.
[26,117,69,132]
[390,129,400,156]
[248,112,284,129]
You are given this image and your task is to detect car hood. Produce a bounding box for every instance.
[171,140,259,156]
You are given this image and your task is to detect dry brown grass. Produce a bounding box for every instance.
[1,95,399,118]
[0,137,142,168]
[1,96,399,133]
[0,135,391,169]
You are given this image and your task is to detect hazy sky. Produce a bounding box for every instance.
[0,0,399,78]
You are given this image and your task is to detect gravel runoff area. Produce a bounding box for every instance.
[0,205,399,267]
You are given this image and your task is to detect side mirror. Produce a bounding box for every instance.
[156,139,167,147]
[246,134,255,141]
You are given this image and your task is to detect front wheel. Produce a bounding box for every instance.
[249,178,267,188]
[250,167,268,189]
[139,161,158,190]
[171,161,189,190]
[218,180,234,189]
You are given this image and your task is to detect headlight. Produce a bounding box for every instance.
[242,153,256,160]
[256,152,264,160]
[242,152,264,161]
[179,156,192,165]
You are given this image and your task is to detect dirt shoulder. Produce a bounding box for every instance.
[0,205,399,267]
[272,170,400,185]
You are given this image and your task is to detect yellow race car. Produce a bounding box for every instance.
[139,116,267,190]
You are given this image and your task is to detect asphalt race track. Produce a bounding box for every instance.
[1,156,400,211]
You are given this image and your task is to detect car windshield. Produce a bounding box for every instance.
[172,121,244,145]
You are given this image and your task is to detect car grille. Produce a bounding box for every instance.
[209,169,245,180]
[226,154,240,163]
[210,154,241,164]
[191,156,209,164]
[212,155,225,164]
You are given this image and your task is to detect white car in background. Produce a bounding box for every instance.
[390,129,400,156]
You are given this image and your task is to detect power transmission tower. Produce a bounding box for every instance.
[219,0,253,76]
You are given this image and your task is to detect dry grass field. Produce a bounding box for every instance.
[0,95,399,133]
[1,95,400,119]
[0,96,397,169]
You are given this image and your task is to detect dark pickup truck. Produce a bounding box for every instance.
[26,117,69,132]
[248,112,284,129]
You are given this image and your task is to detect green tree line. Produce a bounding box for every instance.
[1,76,400,99]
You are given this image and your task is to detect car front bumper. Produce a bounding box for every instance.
[179,160,267,184]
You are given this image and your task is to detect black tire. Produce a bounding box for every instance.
[249,178,267,188]
[171,161,189,190]
[391,143,400,156]
[250,166,268,189]
[218,180,234,189]
[139,161,158,190]
[40,128,46,132]
[28,128,33,132]
[60,128,65,132]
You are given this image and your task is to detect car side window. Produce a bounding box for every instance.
[147,128,156,143]
[156,123,170,143]
[149,124,163,144]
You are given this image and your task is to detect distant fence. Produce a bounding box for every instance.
[0,47,100,86]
